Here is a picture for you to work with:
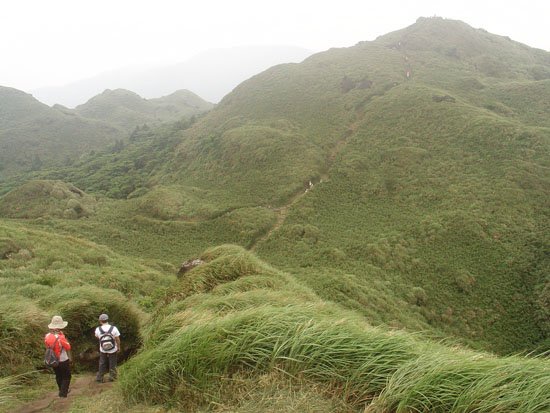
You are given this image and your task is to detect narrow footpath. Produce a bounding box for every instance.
[249,110,365,251]
[14,375,112,413]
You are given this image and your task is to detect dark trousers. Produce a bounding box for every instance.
[53,360,71,397]
[96,352,117,382]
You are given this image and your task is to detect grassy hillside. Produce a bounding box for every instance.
[127,17,547,353]
[79,246,550,412]
[257,83,548,353]
[1,17,549,412]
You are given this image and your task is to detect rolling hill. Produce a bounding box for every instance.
[0,86,119,177]
[0,86,213,180]
[73,88,214,130]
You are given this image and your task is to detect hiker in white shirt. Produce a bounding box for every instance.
[94,313,121,382]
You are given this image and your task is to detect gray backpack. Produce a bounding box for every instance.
[44,336,60,367]
[99,325,116,351]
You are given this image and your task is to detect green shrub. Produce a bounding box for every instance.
[408,287,428,306]
[39,286,144,369]
[0,297,49,375]
[0,238,21,259]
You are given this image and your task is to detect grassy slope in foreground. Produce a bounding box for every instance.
[115,245,549,413]
[0,219,176,377]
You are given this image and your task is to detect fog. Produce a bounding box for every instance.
[1,0,548,104]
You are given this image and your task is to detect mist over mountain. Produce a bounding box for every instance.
[31,45,312,108]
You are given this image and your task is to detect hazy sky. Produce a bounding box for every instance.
[2,0,549,91]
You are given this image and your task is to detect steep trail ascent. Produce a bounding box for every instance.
[249,187,309,251]
[249,110,365,251]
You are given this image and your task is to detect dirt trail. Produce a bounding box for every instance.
[14,375,113,413]
[249,111,365,251]
[325,112,364,168]
[250,188,307,251]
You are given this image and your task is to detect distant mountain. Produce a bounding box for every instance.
[73,88,214,130]
[31,45,313,107]
[0,86,119,177]
[0,86,212,178]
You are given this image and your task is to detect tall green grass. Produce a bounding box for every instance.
[369,352,550,412]
[118,246,550,412]
[0,220,175,374]
[0,376,18,408]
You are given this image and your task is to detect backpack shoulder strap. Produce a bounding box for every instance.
[107,325,114,334]
[47,334,59,349]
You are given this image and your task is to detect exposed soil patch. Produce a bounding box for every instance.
[14,375,113,413]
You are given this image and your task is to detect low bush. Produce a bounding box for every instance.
[0,298,49,375]
[40,286,144,368]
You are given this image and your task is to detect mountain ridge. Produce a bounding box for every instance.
[0,85,213,179]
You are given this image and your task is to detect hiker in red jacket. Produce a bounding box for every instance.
[44,315,72,398]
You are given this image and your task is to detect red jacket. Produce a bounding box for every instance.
[44,332,71,358]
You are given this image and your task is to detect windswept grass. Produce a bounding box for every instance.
[369,352,550,412]
[0,298,48,374]
[0,375,18,408]
[118,246,550,412]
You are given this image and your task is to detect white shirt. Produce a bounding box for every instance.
[94,323,121,354]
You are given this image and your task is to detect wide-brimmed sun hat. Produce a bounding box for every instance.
[48,315,68,329]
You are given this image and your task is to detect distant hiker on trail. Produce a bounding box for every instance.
[95,313,121,383]
[44,315,72,398]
